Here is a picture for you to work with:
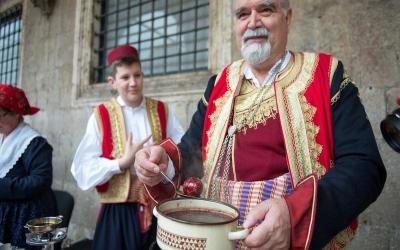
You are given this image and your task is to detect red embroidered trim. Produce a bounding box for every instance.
[157,101,167,140]
[95,104,115,193]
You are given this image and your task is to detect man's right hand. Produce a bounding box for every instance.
[134,146,169,186]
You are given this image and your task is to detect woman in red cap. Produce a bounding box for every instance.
[0,84,57,249]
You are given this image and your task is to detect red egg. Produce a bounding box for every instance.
[182,177,203,197]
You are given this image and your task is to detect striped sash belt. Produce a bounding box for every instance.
[212,172,293,224]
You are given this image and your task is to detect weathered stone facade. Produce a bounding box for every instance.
[1,0,399,248]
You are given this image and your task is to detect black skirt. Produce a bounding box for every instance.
[92,203,159,250]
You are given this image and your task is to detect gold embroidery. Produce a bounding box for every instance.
[275,52,313,185]
[98,99,130,203]
[330,73,353,105]
[323,226,356,250]
[146,97,164,143]
[204,90,232,195]
[299,95,326,178]
[328,57,339,88]
[204,60,246,197]
[234,80,277,133]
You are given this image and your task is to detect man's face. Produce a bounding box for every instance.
[234,0,292,65]
[108,62,144,107]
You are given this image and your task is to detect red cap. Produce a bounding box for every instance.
[107,44,139,66]
[0,83,40,115]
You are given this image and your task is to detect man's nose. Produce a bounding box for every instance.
[248,10,261,29]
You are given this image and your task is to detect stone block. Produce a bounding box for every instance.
[358,86,386,139]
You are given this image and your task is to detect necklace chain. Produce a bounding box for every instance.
[210,58,285,201]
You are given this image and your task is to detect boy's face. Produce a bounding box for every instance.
[108,62,144,107]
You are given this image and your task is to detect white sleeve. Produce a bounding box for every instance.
[166,107,185,144]
[163,107,185,180]
[70,114,122,190]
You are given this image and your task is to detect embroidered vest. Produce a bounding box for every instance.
[94,97,168,203]
[201,52,356,249]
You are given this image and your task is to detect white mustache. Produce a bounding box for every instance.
[242,28,269,43]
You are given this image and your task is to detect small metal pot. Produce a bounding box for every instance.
[25,215,63,234]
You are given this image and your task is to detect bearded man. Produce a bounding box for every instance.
[134,0,386,249]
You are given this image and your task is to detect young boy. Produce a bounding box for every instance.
[71,44,184,249]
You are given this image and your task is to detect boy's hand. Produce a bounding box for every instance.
[118,133,152,171]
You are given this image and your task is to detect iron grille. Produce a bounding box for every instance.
[94,0,209,82]
[0,5,22,86]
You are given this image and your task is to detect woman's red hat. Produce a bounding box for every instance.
[0,83,40,115]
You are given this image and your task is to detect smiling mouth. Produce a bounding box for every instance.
[244,35,268,43]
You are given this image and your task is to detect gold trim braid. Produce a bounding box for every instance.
[146,97,166,143]
[203,60,246,197]
[95,98,130,203]
[330,73,353,106]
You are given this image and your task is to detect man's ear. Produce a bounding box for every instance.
[107,76,116,89]
[286,8,293,27]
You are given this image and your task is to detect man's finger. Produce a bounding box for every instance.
[149,146,166,164]
[243,200,271,228]
[136,148,160,173]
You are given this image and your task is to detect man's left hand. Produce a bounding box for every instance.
[242,198,291,250]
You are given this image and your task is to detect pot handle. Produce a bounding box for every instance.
[153,207,158,218]
[228,227,250,240]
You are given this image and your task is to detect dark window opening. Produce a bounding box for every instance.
[0,5,22,86]
[93,0,209,83]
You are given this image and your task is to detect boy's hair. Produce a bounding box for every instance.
[109,56,141,78]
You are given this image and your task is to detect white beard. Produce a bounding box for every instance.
[240,28,271,65]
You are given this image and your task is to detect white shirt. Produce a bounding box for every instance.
[244,50,292,88]
[71,96,184,190]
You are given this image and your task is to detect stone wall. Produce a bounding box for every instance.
[1,0,399,248]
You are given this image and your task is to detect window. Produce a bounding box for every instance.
[0,5,22,86]
[93,0,209,82]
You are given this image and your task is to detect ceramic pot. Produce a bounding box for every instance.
[153,198,248,250]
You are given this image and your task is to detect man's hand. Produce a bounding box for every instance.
[242,198,291,250]
[135,145,169,186]
[118,133,151,171]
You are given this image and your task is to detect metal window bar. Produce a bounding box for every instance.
[0,5,22,86]
[93,0,209,82]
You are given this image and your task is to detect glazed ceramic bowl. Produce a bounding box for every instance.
[153,198,248,250]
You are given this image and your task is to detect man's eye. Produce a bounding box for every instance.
[260,8,273,15]
[236,12,249,20]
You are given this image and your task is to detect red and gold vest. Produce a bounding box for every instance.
[94,97,168,203]
[201,52,356,249]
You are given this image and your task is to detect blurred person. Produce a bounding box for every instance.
[0,84,57,250]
